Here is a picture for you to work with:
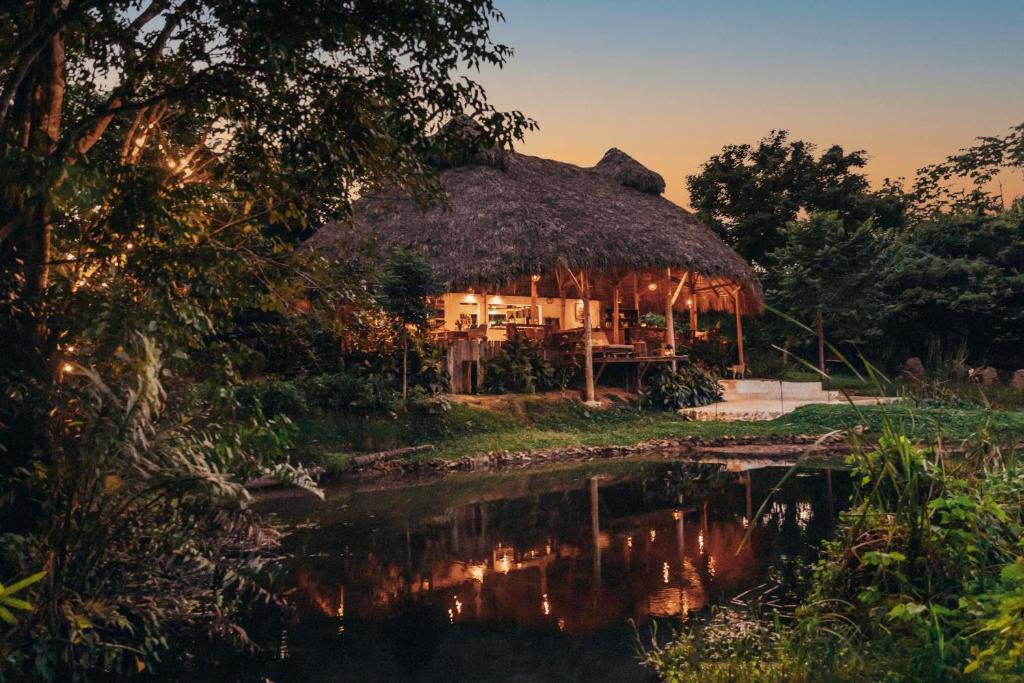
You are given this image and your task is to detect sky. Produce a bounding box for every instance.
[476,0,1024,208]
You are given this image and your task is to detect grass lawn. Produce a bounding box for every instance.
[295,396,1024,473]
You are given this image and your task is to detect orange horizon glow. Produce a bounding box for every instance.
[479,1,1024,210]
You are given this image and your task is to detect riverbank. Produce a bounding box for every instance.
[292,396,1024,476]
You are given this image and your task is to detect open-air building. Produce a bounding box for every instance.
[309,139,763,402]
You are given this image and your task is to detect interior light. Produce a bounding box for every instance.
[647,282,658,291]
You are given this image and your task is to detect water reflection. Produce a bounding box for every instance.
[261,459,848,682]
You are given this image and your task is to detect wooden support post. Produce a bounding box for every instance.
[530,275,539,323]
[612,286,620,344]
[582,270,597,404]
[689,272,698,332]
[555,269,567,330]
[665,268,677,371]
[734,289,745,371]
[816,310,826,376]
[632,271,641,315]
[479,291,488,333]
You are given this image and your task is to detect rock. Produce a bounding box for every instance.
[1011,369,1024,390]
[904,357,926,380]
[975,366,999,386]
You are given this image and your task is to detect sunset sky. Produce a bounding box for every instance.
[478,0,1024,208]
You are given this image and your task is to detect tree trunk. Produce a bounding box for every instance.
[816,310,826,376]
[402,332,409,401]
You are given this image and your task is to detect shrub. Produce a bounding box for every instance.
[642,364,723,410]
[481,338,554,394]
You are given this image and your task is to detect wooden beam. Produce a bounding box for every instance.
[669,270,687,306]
[665,268,677,371]
[612,286,620,344]
[689,272,698,331]
[555,268,566,330]
[632,271,641,316]
[530,275,539,323]
[582,269,597,403]
[734,289,745,370]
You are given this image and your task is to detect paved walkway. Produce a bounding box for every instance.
[680,379,895,421]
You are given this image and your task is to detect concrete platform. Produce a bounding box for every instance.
[680,379,894,421]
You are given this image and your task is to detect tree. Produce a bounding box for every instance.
[881,208,1024,369]
[768,212,887,374]
[378,249,438,401]
[687,130,907,264]
[913,121,1024,214]
[0,1,530,676]
[1,0,533,463]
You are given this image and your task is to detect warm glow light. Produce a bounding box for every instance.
[662,562,670,584]
[626,536,633,550]
[649,529,656,543]
[542,594,551,616]
[646,282,658,291]
[708,555,717,578]
[698,532,705,554]
[125,242,134,251]
[62,363,73,373]
[468,563,486,582]
[686,298,693,307]
[672,509,682,521]
[531,274,541,282]
[455,598,463,615]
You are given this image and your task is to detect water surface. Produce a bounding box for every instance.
[257,457,849,682]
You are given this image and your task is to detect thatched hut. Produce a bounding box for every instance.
[309,139,762,401]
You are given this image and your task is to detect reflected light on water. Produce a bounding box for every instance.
[280,464,846,647]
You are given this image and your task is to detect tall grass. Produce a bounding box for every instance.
[641,315,1024,682]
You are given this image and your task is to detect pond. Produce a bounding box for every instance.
[254,457,850,682]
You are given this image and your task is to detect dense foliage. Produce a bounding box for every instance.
[686,130,907,264]
[642,402,1024,681]
[689,123,1024,373]
[377,249,440,400]
[642,364,724,410]
[0,0,529,678]
[881,210,1024,369]
[481,337,556,394]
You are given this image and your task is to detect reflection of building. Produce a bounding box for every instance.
[290,464,836,638]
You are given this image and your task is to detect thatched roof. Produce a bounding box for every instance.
[308,146,763,314]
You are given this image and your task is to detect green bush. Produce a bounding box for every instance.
[481,338,555,394]
[642,364,723,410]
[234,378,310,418]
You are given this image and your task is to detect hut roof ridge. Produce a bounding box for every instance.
[307,146,762,311]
